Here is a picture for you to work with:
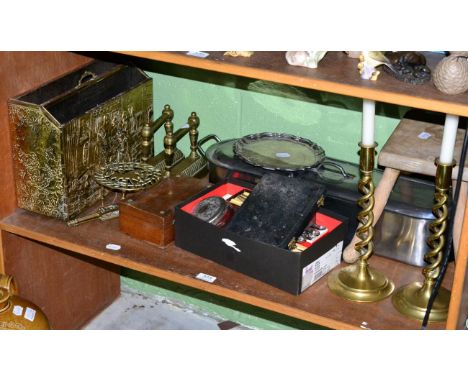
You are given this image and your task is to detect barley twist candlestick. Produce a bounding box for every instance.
[392,114,459,322]
[392,159,454,321]
[328,142,395,302]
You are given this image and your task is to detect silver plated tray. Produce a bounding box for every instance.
[233,132,325,171]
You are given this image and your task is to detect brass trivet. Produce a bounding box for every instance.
[94,162,162,197]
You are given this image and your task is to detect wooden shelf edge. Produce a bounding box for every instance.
[117,51,468,118]
[446,199,468,329]
[0,219,359,330]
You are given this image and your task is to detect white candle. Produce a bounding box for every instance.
[362,99,375,146]
[439,114,459,164]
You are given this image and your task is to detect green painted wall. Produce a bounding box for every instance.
[121,62,406,329]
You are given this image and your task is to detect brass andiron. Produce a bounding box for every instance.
[328,143,395,302]
[162,112,192,177]
[392,159,455,321]
[142,104,184,169]
[169,112,213,178]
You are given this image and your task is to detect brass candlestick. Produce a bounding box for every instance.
[328,143,395,302]
[392,159,454,321]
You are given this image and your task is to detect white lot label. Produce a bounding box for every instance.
[13,305,23,316]
[24,307,36,322]
[186,51,210,58]
[275,152,291,158]
[106,243,121,251]
[301,241,343,292]
[196,273,217,283]
[418,132,431,140]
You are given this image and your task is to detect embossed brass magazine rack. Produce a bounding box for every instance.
[8,60,153,221]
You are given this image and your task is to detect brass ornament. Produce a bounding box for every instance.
[392,159,454,322]
[328,143,395,302]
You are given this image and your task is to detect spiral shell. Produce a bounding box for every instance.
[433,55,468,95]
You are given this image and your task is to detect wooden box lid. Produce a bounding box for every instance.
[119,177,208,247]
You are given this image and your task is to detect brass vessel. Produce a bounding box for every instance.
[0,279,50,330]
[328,143,395,302]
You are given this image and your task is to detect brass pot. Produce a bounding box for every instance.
[0,287,50,330]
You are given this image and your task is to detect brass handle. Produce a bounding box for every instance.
[0,274,18,296]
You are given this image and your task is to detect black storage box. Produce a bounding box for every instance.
[205,139,437,267]
[174,178,347,295]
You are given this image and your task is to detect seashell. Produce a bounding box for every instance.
[433,55,468,95]
[285,51,327,69]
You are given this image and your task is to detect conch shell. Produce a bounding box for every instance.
[285,51,327,69]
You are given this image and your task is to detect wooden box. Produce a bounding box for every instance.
[119,177,208,246]
[8,60,152,220]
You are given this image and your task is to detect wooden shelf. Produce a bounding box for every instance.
[0,208,453,330]
[118,51,468,117]
[1,51,467,330]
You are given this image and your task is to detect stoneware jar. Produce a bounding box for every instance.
[433,55,468,95]
[0,286,50,330]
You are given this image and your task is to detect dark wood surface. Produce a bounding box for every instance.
[0,52,92,219]
[0,207,454,330]
[1,231,120,329]
[119,177,209,246]
[120,51,468,117]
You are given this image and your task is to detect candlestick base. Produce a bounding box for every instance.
[392,281,450,322]
[328,260,395,302]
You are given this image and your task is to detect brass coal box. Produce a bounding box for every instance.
[9,60,152,220]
